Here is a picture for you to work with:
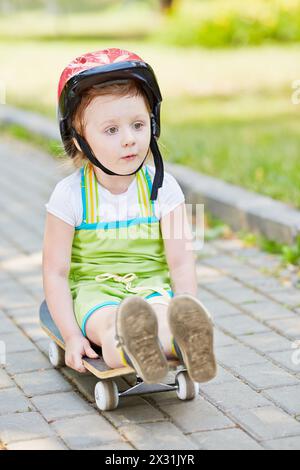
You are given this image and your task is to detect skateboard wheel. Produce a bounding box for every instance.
[175,371,199,401]
[95,380,119,411]
[48,341,65,368]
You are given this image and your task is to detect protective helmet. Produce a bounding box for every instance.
[57,48,164,200]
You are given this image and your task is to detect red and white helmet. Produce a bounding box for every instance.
[57,48,164,200]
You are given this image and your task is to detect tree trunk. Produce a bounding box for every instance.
[159,0,177,14]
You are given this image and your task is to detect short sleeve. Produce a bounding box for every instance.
[158,170,185,218]
[45,180,77,227]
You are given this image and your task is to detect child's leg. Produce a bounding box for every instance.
[150,303,177,359]
[85,306,123,369]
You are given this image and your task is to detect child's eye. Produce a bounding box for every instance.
[134,122,144,130]
[106,127,118,135]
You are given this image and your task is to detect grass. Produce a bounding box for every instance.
[162,90,300,209]
[238,230,300,267]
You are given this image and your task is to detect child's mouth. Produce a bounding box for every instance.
[121,154,137,161]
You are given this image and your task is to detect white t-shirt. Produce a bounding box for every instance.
[45,165,185,227]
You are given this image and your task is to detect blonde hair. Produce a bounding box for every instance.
[57,79,155,172]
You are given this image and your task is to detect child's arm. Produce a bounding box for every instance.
[161,203,198,297]
[42,213,98,372]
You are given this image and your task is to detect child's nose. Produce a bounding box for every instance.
[121,128,136,147]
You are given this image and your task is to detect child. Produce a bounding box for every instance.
[43,48,217,385]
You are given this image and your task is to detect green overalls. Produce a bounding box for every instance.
[68,162,174,336]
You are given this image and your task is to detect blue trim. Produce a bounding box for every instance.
[81,301,120,337]
[80,166,87,224]
[75,216,160,231]
[144,290,174,300]
[145,166,155,216]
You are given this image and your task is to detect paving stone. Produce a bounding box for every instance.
[239,332,293,354]
[269,289,300,309]
[266,317,300,340]
[190,427,263,450]
[0,315,18,334]
[35,338,50,356]
[263,435,300,450]
[210,239,245,252]
[221,266,266,282]
[31,391,95,422]
[119,422,198,450]
[7,437,67,450]
[241,301,297,322]
[214,330,237,348]
[244,277,286,294]
[104,396,166,428]
[245,253,280,270]
[0,387,33,415]
[0,331,36,353]
[203,255,245,269]
[0,283,36,309]
[51,414,122,449]
[5,349,52,374]
[154,395,235,433]
[233,362,299,390]
[215,314,269,336]
[0,412,54,445]
[199,365,236,386]
[4,305,39,319]
[59,369,97,403]
[200,277,244,292]
[13,315,46,342]
[201,380,269,412]
[217,344,266,370]
[230,406,300,441]
[196,289,217,301]
[14,369,72,397]
[268,350,300,374]
[196,264,223,283]
[218,288,268,305]
[200,298,242,319]
[262,385,300,416]
[0,368,14,389]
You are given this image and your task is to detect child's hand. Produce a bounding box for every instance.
[65,334,99,373]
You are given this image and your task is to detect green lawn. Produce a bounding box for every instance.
[0,37,299,209]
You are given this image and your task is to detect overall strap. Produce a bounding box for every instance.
[81,162,100,224]
[136,166,155,218]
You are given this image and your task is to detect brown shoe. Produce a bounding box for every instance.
[168,294,217,383]
[115,296,169,384]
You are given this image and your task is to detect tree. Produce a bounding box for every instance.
[159,0,179,14]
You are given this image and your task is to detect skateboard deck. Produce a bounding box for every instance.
[39,300,179,380]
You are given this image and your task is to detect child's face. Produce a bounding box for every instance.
[82,93,151,174]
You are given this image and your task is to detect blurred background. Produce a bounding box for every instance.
[1,0,300,208]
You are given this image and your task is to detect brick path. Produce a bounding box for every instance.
[0,136,300,450]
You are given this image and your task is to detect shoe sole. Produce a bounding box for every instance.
[168,294,217,383]
[116,296,169,384]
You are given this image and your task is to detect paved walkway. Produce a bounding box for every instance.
[0,136,300,450]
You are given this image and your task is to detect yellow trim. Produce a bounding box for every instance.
[119,347,129,367]
[171,338,178,358]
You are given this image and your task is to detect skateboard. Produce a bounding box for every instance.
[39,300,199,411]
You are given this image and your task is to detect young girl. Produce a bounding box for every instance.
[43,48,217,385]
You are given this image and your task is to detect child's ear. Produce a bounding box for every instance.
[72,137,82,152]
